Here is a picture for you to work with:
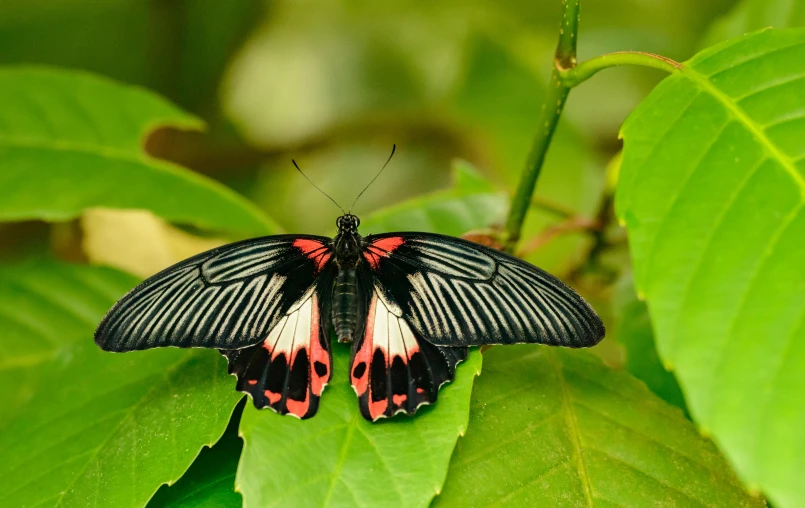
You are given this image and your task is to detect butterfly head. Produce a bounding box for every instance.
[337,214,360,234]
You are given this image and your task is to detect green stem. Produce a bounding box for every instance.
[503,0,580,253]
[503,8,683,253]
[555,0,580,69]
[559,51,682,88]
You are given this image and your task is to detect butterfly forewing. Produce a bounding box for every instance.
[360,233,605,348]
[95,235,333,352]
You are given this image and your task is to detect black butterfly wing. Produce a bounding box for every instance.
[360,233,605,348]
[349,264,468,420]
[95,234,337,419]
[95,235,334,351]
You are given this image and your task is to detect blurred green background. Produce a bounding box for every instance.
[0,0,741,275]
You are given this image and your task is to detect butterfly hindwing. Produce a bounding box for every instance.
[361,233,605,348]
[220,271,335,419]
[349,278,468,420]
[95,235,334,352]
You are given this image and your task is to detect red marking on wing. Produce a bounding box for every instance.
[312,251,331,271]
[286,392,310,418]
[293,238,325,254]
[265,390,282,404]
[351,296,376,396]
[363,251,382,269]
[371,236,404,253]
[247,379,258,386]
[293,238,331,272]
[393,394,407,406]
[369,399,388,420]
[309,294,329,396]
[416,387,426,395]
[363,236,404,269]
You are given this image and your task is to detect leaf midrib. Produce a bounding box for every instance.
[320,411,360,508]
[548,350,593,507]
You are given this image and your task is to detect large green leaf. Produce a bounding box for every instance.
[359,160,507,236]
[616,29,805,507]
[0,261,243,507]
[237,347,482,508]
[0,67,278,235]
[436,345,762,507]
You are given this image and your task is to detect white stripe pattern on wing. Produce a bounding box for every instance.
[202,242,288,282]
[398,247,597,346]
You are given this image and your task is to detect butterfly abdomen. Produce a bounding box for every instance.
[332,267,359,343]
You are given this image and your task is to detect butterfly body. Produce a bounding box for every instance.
[331,214,365,343]
[95,213,605,421]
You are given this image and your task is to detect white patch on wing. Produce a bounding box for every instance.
[373,294,389,352]
[371,287,419,359]
[263,287,314,362]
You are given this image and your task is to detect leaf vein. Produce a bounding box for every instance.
[682,65,805,193]
[548,350,593,507]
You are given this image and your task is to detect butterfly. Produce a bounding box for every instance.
[95,151,605,421]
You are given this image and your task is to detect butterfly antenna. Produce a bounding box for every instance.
[349,144,396,213]
[292,159,346,214]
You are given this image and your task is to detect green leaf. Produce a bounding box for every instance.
[616,28,805,507]
[149,407,244,508]
[702,0,805,47]
[436,345,762,507]
[0,261,243,508]
[0,67,278,235]
[612,274,687,413]
[359,160,508,236]
[237,346,482,508]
